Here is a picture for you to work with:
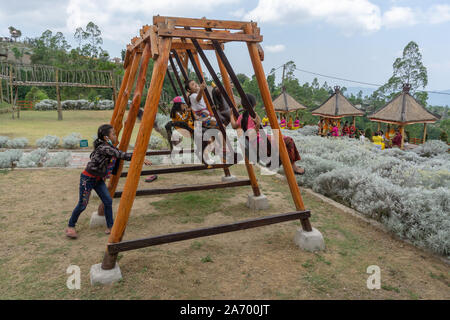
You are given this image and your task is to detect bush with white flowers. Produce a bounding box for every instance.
[0,149,23,168]
[62,133,82,149]
[36,135,60,149]
[44,151,71,167]
[0,136,10,148]
[280,130,450,256]
[6,138,29,149]
[17,148,49,168]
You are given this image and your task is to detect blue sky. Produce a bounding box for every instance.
[1,0,449,94]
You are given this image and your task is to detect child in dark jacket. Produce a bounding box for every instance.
[65,124,151,238]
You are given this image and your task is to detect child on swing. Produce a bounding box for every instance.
[65,124,152,239]
[185,79,217,128]
[229,93,305,175]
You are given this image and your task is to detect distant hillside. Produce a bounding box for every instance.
[0,41,33,64]
[345,86,450,107]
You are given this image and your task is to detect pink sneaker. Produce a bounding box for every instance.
[65,227,78,239]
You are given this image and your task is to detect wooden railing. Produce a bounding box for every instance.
[16,100,34,109]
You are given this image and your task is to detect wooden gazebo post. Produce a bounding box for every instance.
[423,123,427,144]
[9,65,14,119]
[400,125,405,150]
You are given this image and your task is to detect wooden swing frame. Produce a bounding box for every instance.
[100,16,315,270]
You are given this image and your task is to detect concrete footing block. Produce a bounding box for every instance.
[246,194,269,210]
[294,227,325,252]
[89,211,107,228]
[90,263,122,285]
[221,175,238,182]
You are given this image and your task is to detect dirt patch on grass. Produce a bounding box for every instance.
[0,165,448,299]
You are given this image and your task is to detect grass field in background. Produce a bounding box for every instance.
[0,110,141,146]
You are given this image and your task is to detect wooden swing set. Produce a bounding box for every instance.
[99,16,318,271]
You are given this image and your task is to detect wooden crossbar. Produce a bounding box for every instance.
[120,164,232,177]
[145,148,194,156]
[114,179,251,198]
[158,28,262,43]
[107,210,311,253]
[153,16,254,30]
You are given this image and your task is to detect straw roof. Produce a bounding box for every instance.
[272,90,306,113]
[312,86,364,118]
[368,84,439,124]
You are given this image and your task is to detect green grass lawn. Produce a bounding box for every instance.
[0,166,449,299]
[0,110,141,146]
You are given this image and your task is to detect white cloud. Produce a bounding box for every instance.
[427,4,450,24]
[66,0,240,44]
[264,44,286,53]
[382,6,417,28]
[240,1,450,35]
[242,0,382,34]
[230,8,246,18]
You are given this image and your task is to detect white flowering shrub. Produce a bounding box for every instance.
[154,113,170,140]
[34,99,114,111]
[36,135,60,149]
[281,132,450,255]
[62,133,82,149]
[0,149,23,168]
[0,136,10,148]
[413,140,448,157]
[34,99,57,110]
[148,134,168,150]
[44,151,71,167]
[6,138,29,149]
[17,149,49,168]
[297,125,319,136]
[96,99,114,110]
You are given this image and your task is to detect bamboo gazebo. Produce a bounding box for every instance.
[312,86,364,135]
[368,84,439,149]
[273,88,306,116]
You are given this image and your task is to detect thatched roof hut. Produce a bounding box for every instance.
[312,86,363,136]
[272,90,306,114]
[312,86,364,118]
[368,84,438,125]
[368,84,439,148]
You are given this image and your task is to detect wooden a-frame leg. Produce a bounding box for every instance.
[113,50,143,136]
[110,52,134,127]
[98,42,152,216]
[99,50,141,217]
[101,35,173,270]
[246,34,311,232]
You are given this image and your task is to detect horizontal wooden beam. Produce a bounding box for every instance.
[108,210,311,253]
[10,81,114,89]
[145,148,194,156]
[114,179,251,198]
[158,28,262,43]
[120,164,232,177]
[153,16,254,30]
[171,41,219,51]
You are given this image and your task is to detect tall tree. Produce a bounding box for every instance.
[8,26,21,42]
[82,22,103,58]
[375,41,428,106]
